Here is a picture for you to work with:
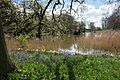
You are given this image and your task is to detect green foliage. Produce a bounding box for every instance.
[15,34,29,42]
[15,34,30,48]
[8,52,120,80]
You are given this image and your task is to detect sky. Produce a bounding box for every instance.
[13,0,118,28]
[86,0,107,8]
[80,0,108,28]
[71,0,118,28]
[50,0,118,28]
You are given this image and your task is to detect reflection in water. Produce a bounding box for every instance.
[84,32,103,38]
[59,43,104,55]
[5,32,107,55]
[59,44,78,55]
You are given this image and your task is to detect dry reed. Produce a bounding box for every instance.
[76,30,120,55]
[5,30,120,55]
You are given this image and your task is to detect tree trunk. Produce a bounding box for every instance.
[0,26,15,78]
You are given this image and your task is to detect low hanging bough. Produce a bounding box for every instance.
[0,0,84,78]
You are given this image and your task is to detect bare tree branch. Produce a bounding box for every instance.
[41,0,53,21]
[70,0,74,13]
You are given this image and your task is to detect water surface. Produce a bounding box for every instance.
[5,32,109,55]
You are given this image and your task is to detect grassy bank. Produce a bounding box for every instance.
[8,51,120,80]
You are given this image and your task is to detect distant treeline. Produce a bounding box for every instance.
[2,0,119,39]
[102,3,120,30]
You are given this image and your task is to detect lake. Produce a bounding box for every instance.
[5,31,114,55]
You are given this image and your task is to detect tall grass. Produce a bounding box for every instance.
[6,36,74,51]
[5,30,120,55]
[76,30,120,54]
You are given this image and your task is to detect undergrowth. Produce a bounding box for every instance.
[8,51,120,80]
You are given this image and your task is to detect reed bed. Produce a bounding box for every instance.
[5,30,120,55]
[76,30,120,55]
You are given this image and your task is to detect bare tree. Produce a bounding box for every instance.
[89,22,95,32]
[102,0,120,30]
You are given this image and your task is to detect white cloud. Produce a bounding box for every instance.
[13,0,119,28]
[46,9,62,15]
[72,3,103,27]
[46,2,118,28]
[73,3,118,28]
[99,2,117,16]
[83,4,102,15]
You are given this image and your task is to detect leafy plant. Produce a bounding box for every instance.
[8,52,120,80]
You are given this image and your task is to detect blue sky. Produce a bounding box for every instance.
[12,0,116,28]
[12,0,107,7]
[63,0,109,27]
[85,0,107,8]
